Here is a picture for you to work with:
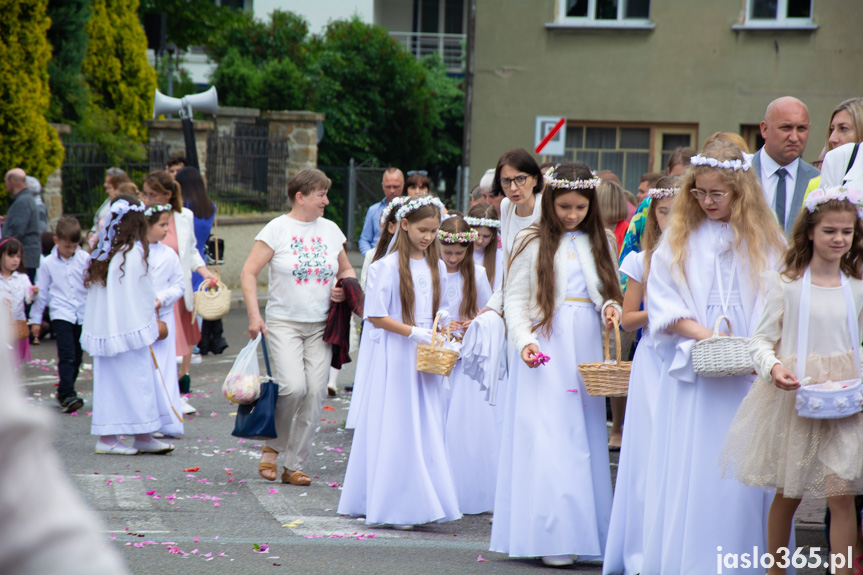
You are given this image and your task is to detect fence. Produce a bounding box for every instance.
[389,32,466,74]
[61,142,170,225]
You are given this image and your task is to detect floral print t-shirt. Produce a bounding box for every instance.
[256,215,347,322]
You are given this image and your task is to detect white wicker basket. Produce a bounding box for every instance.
[691,315,754,378]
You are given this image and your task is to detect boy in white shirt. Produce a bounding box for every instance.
[29,217,89,413]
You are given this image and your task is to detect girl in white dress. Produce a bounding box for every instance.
[346,196,408,430]
[82,195,176,456]
[338,194,461,528]
[0,238,36,367]
[492,162,622,567]
[466,202,503,293]
[642,141,786,575]
[145,205,186,437]
[603,177,679,575]
[722,187,863,575]
[438,215,496,514]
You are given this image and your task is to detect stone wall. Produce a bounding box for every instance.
[261,111,325,178]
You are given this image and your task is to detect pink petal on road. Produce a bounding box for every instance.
[477,555,488,562]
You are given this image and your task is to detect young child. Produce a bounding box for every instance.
[346,195,408,430]
[438,215,497,515]
[722,186,863,575]
[28,217,89,412]
[1,238,37,367]
[603,177,679,575]
[466,203,503,292]
[82,195,176,455]
[492,162,622,567]
[146,204,186,437]
[338,194,461,529]
[642,141,786,575]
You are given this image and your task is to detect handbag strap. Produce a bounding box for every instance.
[260,333,273,378]
[797,267,859,380]
[212,206,221,281]
[845,143,860,182]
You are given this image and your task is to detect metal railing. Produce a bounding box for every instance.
[205,132,289,213]
[389,32,465,73]
[61,142,170,224]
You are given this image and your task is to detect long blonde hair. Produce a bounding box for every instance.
[641,175,680,285]
[666,140,785,285]
[392,200,442,325]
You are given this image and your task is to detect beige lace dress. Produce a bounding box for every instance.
[721,271,863,498]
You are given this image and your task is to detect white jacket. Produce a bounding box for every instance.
[173,208,207,311]
[503,229,620,353]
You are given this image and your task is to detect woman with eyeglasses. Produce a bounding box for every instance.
[405,171,431,196]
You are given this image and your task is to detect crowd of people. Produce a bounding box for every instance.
[4,92,863,574]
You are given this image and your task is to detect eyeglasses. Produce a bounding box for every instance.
[407,170,428,177]
[500,175,530,189]
[690,188,730,202]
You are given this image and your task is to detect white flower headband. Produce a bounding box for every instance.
[438,229,479,244]
[647,187,680,199]
[93,199,146,261]
[690,154,751,172]
[464,216,501,229]
[544,169,602,191]
[379,196,410,226]
[395,195,446,221]
[144,204,173,218]
[804,186,863,217]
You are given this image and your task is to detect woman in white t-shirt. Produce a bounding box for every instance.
[241,168,357,486]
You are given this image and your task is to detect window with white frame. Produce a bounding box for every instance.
[739,0,815,28]
[557,0,651,25]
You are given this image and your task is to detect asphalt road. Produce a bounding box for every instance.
[17,307,829,574]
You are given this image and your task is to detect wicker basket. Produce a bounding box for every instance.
[579,317,631,397]
[194,279,232,321]
[416,313,459,376]
[691,315,753,377]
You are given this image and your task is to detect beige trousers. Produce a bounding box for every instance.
[264,317,332,471]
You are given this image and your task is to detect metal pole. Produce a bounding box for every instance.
[462,0,476,203]
[455,165,463,211]
[347,158,357,248]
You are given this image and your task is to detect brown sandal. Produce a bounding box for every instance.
[282,468,312,486]
[258,447,278,482]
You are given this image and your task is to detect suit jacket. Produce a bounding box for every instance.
[752,148,820,235]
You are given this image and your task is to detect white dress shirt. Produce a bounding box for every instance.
[28,246,90,325]
[759,149,799,224]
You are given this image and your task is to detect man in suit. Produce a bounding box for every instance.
[752,96,820,235]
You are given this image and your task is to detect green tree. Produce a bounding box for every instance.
[46,0,91,124]
[209,9,309,67]
[0,0,65,199]
[421,55,464,189]
[82,0,157,144]
[139,0,246,52]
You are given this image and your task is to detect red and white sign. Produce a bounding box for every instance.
[535,116,566,156]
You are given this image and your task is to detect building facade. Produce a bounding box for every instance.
[468,0,863,192]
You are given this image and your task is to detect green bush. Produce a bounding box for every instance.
[46,0,91,124]
[0,0,65,200]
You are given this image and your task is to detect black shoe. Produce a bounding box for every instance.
[60,396,84,413]
[178,374,191,394]
[210,337,228,355]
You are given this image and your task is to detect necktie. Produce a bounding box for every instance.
[775,167,788,230]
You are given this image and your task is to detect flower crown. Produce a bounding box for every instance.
[544,169,602,190]
[647,187,680,199]
[438,229,479,244]
[379,196,409,226]
[93,199,146,262]
[144,204,173,218]
[804,186,863,217]
[464,216,501,228]
[395,195,446,221]
[690,154,751,172]
[441,213,458,222]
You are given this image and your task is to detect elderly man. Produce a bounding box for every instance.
[358,167,404,256]
[1,168,41,282]
[752,96,820,235]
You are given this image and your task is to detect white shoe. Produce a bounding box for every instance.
[95,440,138,455]
[176,356,183,364]
[190,354,202,365]
[391,524,414,531]
[181,397,197,415]
[541,554,575,567]
[133,437,175,454]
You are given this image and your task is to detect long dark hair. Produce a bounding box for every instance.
[510,162,622,336]
[175,167,215,219]
[467,202,499,286]
[85,195,149,287]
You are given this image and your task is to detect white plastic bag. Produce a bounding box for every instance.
[222,334,262,404]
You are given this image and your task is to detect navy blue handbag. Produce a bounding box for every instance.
[231,334,278,440]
